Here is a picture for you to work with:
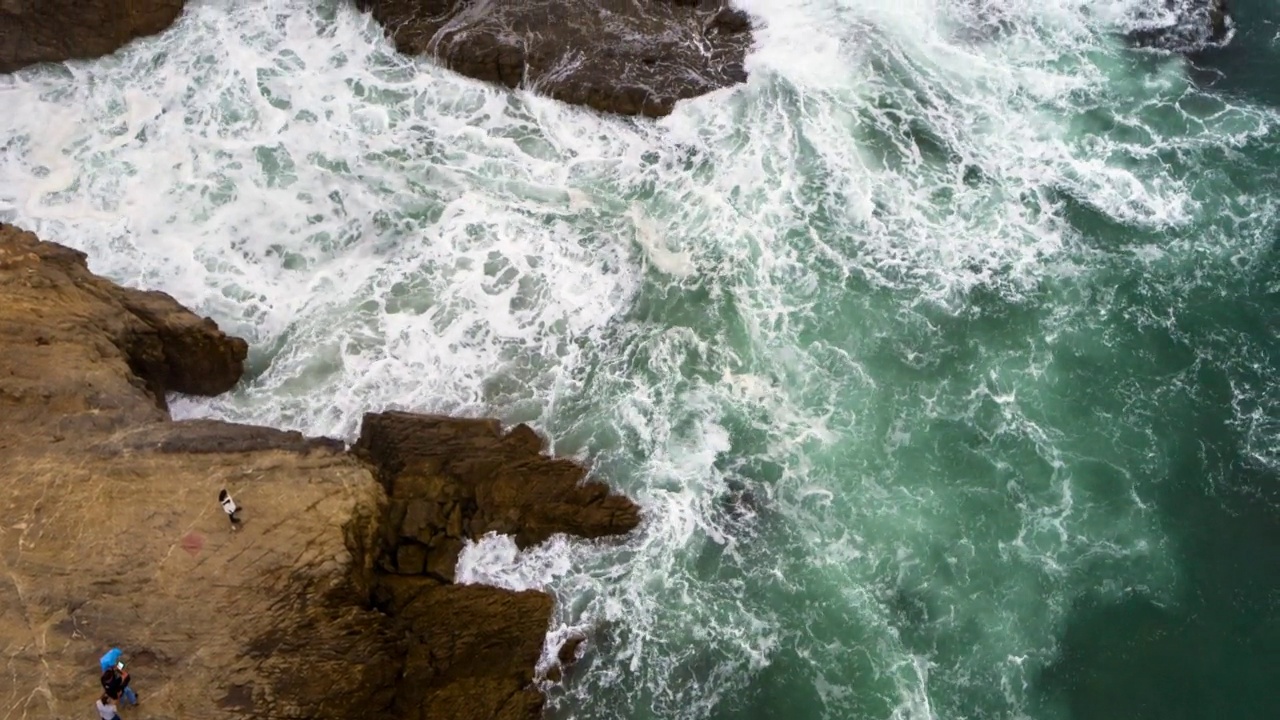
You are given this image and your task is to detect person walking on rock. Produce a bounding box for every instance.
[100,664,136,706]
[96,693,122,720]
[219,488,242,528]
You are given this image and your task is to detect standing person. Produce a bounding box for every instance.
[95,693,122,720]
[100,664,136,705]
[219,488,242,528]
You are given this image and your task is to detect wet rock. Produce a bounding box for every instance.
[558,634,586,666]
[543,632,586,683]
[355,410,642,581]
[356,0,753,117]
[1127,0,1232,53]
[0,0,185,73]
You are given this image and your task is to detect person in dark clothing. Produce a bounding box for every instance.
[101,666,135,704]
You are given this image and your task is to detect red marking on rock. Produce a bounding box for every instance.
[181,531,205,557]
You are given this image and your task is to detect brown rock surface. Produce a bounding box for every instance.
[356,0,753,117]
[356,411,641,582]
[0,0,186,74]
[0,223,641,719]
[0,224,247,435]
[377,579,554,720]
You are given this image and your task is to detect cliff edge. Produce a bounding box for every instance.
[0,223,640,719]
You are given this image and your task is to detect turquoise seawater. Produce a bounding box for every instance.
[0,0,1277,718]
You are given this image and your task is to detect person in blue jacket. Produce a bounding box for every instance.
[99,649,137,705]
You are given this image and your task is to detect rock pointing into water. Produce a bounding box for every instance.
[0,0,186,73]
[1127,0,1232,53]
[0,224,247,430]
[356,0,754,117]
[359,411,641,718]
[0,222,640,719]
[356,411,642,583]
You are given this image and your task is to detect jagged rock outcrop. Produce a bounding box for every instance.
[0,0,185,73]
[356,412,640,719]
[356,0,753,117]
[0,223,640,719]
[357,411,641,581]
[0,224,246,437]
[1127,0,1232,53]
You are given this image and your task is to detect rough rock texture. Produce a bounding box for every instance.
[0,223,640,719]
[356,411,642,581]
[377,579,556,720]
[356,0,753,117]
[1127,0,1232,53]
[0,0,185,73]
[356,412,640,718]
[0,224,247,435]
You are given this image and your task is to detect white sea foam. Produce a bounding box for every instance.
[1,0,1276,718]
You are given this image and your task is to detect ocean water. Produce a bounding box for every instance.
[2,0,1278,718]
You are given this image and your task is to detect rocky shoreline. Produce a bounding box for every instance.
[356,0,753,117]
[0,222,640,719]
[1,0,755,117]
[1,0,1242,117]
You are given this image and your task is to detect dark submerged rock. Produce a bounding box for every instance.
[1127,0,1232,53]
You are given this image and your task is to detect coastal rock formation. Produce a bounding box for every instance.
[0,224,247,436]
[1127,0,1232,52]
[357,412,640,719]
[357,411,642,582]
[0,223,640,719]
[356,0,754,117]
[0,0,185,73]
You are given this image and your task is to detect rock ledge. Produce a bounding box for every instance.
[0,223,640,720]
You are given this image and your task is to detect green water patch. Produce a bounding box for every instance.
[1026,96,1280,718]
[1037,360,1280,720]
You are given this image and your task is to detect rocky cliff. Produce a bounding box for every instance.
[0,0,186,73]
[0,223,640,719]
